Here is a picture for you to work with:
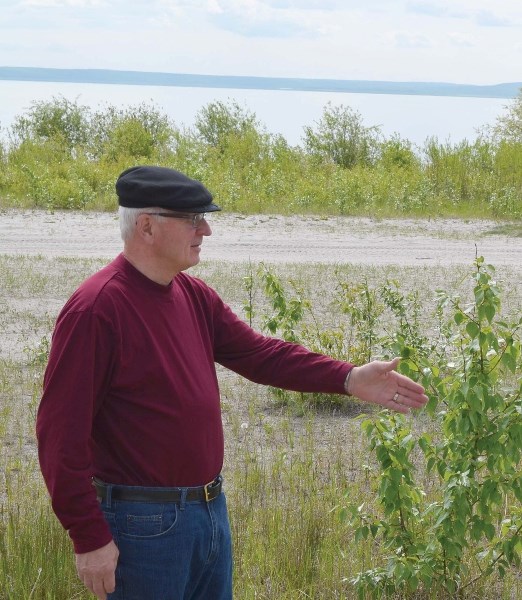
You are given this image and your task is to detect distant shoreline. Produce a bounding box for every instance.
[1,66,521,99]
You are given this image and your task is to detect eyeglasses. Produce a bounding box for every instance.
[144,212,207,228]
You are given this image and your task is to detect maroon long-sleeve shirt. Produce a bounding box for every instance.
[36,254,352,553]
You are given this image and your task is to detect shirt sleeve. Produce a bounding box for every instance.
[36,307,116,554]
[210,292,352,395]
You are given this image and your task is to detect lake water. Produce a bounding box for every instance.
[0,79,511,148]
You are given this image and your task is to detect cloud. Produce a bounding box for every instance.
[206,0,223,14]
[392,31,432,48]
[20,0,103,6]
[447,32,474,47]
[7,0,108,30]
[406,1,448,18]
[475,10,512,27]
[210,11,311,38]
[407,1,519,28]
[265,0,354,8]
[204,0,319,38]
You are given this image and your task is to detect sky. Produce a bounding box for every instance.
[1,0,522,85]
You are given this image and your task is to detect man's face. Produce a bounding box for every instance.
[146,211,212,273]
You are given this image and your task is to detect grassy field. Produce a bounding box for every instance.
[1,249,521,599]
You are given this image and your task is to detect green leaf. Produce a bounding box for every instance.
[468,391,483,412]
[484,522,496,541]
[501,352,517,374]
[426,395,438,414]
[484,303,496,323]
[466,321,480,338]
[454,311,465,325]
[418,434,432,453]
[474,288,485,305]
[355,526,369,542]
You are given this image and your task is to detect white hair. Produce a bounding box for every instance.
[119,206,148,242]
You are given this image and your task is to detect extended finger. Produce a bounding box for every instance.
[383,393,411,413]
[396,388,428,407]
[395,374,426,395]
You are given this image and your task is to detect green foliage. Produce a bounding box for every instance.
[335,278,383,364]
[259,264,308,344]
[248,267,432,411]
[345,257,522,598]
[242,262,256,328]
[88,102,175,161]
[490,87,522,144]
[422,136,522,218]
[1,96,521,216]
[303,102,381,168]
[378,135,420,170]
[2,144,112,209]
[2,99,177,209]
[194,99,260,152]
[0,471,86,599]
[255,265,313,409]
[242,258,522,593]
[24,335,50,366]
[10,96,90,151]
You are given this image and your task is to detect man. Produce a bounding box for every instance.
[36,165,428,600]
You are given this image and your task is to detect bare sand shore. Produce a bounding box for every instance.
[1,210,520,485]
[1,209,520,267]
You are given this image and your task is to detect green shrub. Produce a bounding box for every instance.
[378,135,420,170]
[194,99,261,152]
[490,87,522,144]
[10,96,90,151]
[88,102,176,162]
[346,257,522,598]
[303,102,381,169]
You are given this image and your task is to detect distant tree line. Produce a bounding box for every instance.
[0,91,520,218]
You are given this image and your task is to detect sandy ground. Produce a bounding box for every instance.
[1,209,521,266]
[2,210,520,505]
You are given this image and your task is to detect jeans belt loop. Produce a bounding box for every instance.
[180,488,188,511]
[106,482,113,510]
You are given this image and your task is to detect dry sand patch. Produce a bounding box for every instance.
[1,210,520,267]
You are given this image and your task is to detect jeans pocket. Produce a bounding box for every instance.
[126,514,163,537]
[117,503,179,539]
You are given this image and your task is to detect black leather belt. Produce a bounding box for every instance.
[93,475,222,503]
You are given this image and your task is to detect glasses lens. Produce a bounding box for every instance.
[193,213,207,227]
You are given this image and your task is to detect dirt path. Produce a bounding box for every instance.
[0,210,520,267]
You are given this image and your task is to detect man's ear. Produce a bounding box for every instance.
[135,213,155,244]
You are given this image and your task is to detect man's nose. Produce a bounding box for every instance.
[199,219,212,236]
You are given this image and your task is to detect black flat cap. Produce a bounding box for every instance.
[116,166,221,212]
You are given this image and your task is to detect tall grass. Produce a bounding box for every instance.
[0,96,521,218]
[1,254,521,598]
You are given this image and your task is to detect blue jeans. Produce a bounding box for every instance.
[99,482,233,600]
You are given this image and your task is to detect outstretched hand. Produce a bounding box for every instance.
[347,358,428,414]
